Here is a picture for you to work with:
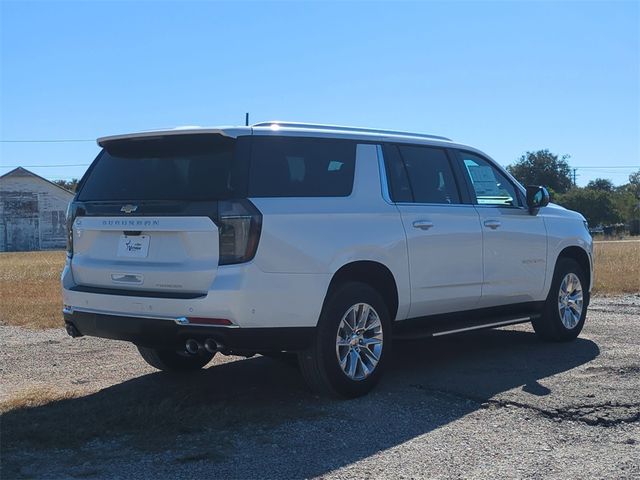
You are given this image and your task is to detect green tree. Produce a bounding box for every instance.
[507,150,573,194]
[54,179,79,192]
[612,189,638,224]
[586,178,614,192]
[556,188,621,226]
[614,170,640,223]
[625,170,640,199]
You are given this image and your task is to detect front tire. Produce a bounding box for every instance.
[298,282,391,398]
[137,346,215,371]
[533,257,589,341]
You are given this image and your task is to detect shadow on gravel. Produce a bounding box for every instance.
[1,328,599,478]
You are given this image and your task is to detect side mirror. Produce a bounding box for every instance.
[526,185,550,214]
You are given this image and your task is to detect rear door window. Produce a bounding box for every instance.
[389,144,461,204]
[78,134,243,201]
[248,136,356,197]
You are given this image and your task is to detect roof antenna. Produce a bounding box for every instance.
[245,112,249,126]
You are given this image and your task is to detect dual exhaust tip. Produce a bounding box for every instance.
[185,338,223,355]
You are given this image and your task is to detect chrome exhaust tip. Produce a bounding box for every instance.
[204,338,218,353]
[185,339,200,355]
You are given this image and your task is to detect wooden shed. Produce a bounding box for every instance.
[0,167,74,252]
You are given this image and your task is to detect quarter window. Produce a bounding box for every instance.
[248,137,356,197]
[458,151,521,207]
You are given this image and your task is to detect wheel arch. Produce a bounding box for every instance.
[325,261,399,321]
[556,245,592,292]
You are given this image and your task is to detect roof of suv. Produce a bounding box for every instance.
[95,121,525,194]
[96,121,455,147]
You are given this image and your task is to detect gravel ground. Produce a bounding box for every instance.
[1,295,639,479]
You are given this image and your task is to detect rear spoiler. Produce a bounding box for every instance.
[97,127,251,147]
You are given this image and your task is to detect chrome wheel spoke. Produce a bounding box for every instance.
[347,349,359,378]
[356,304,370,330]
[338,350,349,370]
[569,291,583,302]
[358,353,370,376]
[362,336,382,347]
[361,345,380,364]
[344,310,357,333]
[563,308,572,327]
[364,316,381,332]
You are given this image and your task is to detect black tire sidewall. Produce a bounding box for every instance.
[315,282,392,398]
[138,346,214,371]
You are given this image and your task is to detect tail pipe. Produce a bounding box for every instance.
[204,338,224,353]
[185,338,225,355]
[185,339,201,355]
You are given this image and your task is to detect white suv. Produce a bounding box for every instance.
[62,122,593,397]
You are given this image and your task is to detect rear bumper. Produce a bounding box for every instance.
[64,309,315,353]
[61,261,330,329]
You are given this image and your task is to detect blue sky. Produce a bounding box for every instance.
[1,0,638,186]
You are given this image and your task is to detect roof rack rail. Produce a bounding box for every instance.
[252,121,452,142]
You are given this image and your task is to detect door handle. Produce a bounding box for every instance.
[413,220,434,230]
[484,220,502,230]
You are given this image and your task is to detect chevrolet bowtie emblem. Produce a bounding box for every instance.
[120,204,138,214]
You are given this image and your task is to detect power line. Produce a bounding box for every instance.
[573,166,638,169]
[2,163,90,168]
[0,139,94,143]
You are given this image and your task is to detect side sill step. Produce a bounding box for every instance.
[393,313,540,341]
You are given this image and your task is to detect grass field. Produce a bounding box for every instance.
[1,251,66,329]
[1,242,638,330]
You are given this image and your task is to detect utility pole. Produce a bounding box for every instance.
[245,112,249,126]
[572,168,578,186]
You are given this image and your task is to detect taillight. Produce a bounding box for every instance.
[65,203,76,258]
[217,199,262,265]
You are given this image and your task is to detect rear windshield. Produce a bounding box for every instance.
[78,134,242,201]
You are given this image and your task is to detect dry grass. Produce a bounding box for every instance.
[0,250,65,329]
[592,241,640,294]
[0,242,638,330]
[0,386,78,414]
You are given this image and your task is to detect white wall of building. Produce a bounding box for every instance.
[0,168,74,252]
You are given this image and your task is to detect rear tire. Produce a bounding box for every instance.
[533,257,589,342]
[137,346,214,371]
[259,352,299,368]
[298,282,391,398]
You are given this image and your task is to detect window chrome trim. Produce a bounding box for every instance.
[64,305,177,322]
[63,306,239,328]
[474,204,529,210]
[394,202,478,208]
